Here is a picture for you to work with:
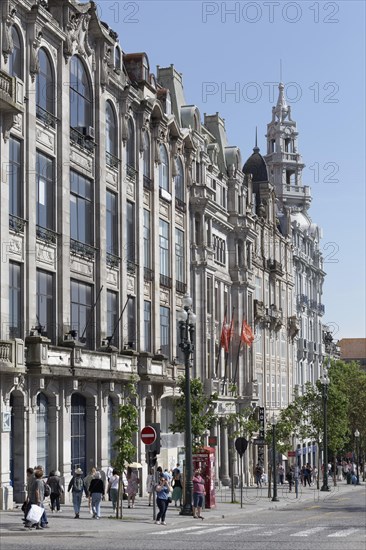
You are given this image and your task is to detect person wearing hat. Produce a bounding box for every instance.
[88,471,105,519]
[47,470,64,513]
[154,473,171,525]
[68,467,86,518]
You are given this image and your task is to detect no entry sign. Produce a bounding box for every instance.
[141,426,157,445]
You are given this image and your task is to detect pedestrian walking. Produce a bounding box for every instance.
[68,467,86,518]
[25,468,45,530]
[286,467,294,492]
[278,464,285,485]
[47,470,64,512]
[171,467,182,507]
[146,467,155,506]
[89,471,105,519]
[84,467,97,515]
[304,463,312,487]
[155,473,171,525]
[126,467,139,508]
[254,463,263,487]
[107,469,119,512]
[192,468,205,520]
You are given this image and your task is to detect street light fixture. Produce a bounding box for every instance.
[271,414,279,502]
[354,429,360,485]
[320,364,330,492]
[177,294,196,515]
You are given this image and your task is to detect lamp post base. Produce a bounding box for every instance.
[320,485,330,492]
[271,497,279,502]
[180,504,193,516]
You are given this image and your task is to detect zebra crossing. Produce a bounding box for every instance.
[149,523,364,539]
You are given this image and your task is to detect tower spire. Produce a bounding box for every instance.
[274,82,289,122]
[253,126,259,152]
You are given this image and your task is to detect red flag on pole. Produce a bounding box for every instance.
[240,319,255,347]
[220,311,234,353]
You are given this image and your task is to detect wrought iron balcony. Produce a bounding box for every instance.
[70,127,95,152]
[144,267,154,282]
[106,151,120,170]
[297,294,308,306]
[267,259,284,276]
[9,214,26,233]
[126,164,137,180]
[70,238,96,260]
[175,197,186,212]
[143,175,152,190]
[176,280,187,294]
[127,260,137,274]
[36,105,57,128]
[36,225,57,244]
[160,274,172,288]
[106,252,120,269]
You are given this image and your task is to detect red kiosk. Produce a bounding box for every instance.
[192,446,216,509]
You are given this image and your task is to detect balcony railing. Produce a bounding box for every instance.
[70,238,96,260]
[106,252,120,269]
[297,294,308,306]
[70,127,95,152]
[127,260,137,274]
[160,274,172,288]
[318,303,325,314]
[126,164,137,180]
[143,175,152,190]
[144,267,154,282]
[36,105,57,128]
[9,214,26,233]
[175,197,186,212]
[36,225,57,244]
[176,280,187,294]
[106,151,120,170]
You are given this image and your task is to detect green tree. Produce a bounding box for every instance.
[112,377,139,518]
[169,377,218,451]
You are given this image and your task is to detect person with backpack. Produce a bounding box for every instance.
[68,468,85,518]
[47,470,64,513]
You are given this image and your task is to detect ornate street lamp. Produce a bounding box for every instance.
[177,294,196,515]
[320,364,330,491]
[271,414,279,502]
[354,429,360,485]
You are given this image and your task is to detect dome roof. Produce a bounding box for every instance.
[243,147,268,182]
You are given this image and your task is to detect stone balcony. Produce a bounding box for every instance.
[0,71,24,115]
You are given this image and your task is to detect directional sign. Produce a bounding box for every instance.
[288,451,296,457]
[141,426,157,445]
[253,439,266,445]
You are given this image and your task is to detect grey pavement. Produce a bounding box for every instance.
[0,480,364,537]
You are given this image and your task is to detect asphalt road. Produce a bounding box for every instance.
[1,485,365,550]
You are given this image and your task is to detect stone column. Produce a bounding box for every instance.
[219,420,230,485]
[0,380,13,509]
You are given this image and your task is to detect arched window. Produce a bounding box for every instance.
[174,157,184,203]
[71,393,86,474]
[159,145,169,191]
[36,393,48,473]
[36,48,55,125]
[69,56,92,132]
[106,101,118,166]
[9,26,22,79]
[126,118,135,169]
[143,132,150,180]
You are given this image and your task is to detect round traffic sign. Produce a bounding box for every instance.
[141,426,157,445]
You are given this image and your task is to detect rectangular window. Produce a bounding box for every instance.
[36,152,54,231]
[160,306,170,358]
[207,277,212,315]
[266,374,270,403]
[71,280,93,349]
[214,285,219,322]
[159,219,170,277]
[9,262,22,339]
[175,228,184,283]
[36,269,55,343]
[70,170,92,245]
[106,191,117,255]
[9,138,22,218]
[281,373,287,406]
[143,209,150,269]
[127,296,136,349]
[271,374,276,406]
[257,373,263,406]
[107,290,118,347]
[126,201,135,267]
[144,301,151,353]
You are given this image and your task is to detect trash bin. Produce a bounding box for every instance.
[346,472,352,484]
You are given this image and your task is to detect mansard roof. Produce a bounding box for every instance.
[243,146,268,183]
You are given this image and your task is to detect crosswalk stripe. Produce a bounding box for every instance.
[290,527,326,537]
[150,525,209,535]
[261,527,291,536]
[328,528,360,537]
[191,525,234,535]
[221,526,262,536]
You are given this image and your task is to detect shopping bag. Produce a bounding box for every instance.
[26,504,44,523]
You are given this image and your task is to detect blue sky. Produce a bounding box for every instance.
[100,0,365,339]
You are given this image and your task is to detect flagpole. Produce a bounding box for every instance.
[215,306,227,378]
[232,320,243,385]
[222,307,235,392]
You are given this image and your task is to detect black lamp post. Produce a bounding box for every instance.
[355,429,360,485]
[320,363,330,492]
[271,414,279,502]
[177,294,196,515]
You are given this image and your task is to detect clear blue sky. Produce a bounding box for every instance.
[101,0,365,339]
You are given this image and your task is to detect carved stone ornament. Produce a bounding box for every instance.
[2,8,16,63]
[30,31,43,82]
[100,45,111,92]
[3,113,17,142]
[288,315,300,341]
[64,11,92,62]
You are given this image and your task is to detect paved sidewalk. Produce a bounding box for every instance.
[0,482,363,537]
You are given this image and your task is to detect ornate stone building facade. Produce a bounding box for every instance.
[0,0,325,509]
